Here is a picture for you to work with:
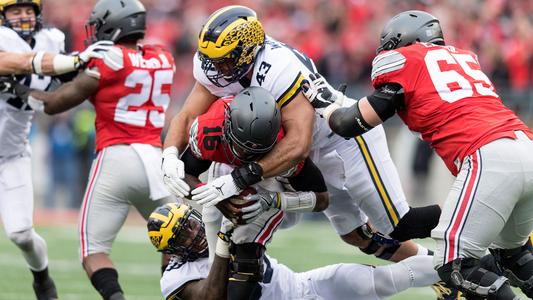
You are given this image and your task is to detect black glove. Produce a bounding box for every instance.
[0,77,31,100]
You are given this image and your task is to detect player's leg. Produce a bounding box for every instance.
[0,155,57,299]
[79,148,131,300]
[433,148,520,299]
[228,209,284,300]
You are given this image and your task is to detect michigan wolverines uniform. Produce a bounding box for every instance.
[193,36,409,235]
[161,254,439,300]
[0,25,64,246]
[79,45,174,259]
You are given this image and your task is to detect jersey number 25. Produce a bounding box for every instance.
[115,69,173,128]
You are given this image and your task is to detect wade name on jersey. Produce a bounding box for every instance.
[85,45,175,151]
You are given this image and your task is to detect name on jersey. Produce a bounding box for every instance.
[127,53,172,69]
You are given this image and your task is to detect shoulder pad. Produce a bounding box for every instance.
[371,50,406,81]
[188,118,203,159]
[102,46,124,71]
[39,28,65,43]
[0,26,29,52]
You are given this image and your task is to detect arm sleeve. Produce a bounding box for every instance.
[366,83,404,121]
[182,148,212,178]
[287,158,327,193]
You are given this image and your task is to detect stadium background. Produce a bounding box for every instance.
[1,0,532,299]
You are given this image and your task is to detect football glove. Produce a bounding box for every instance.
[240,192,279,223]
[302,73,347,118]
[0,77,43,111]
[75,40,114,69]
[161,146,190,198]
[191,174,241,207]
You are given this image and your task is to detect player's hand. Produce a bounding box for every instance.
[0,77,43,111]
[161,146,190,198]
[302,73,347,116]
[191,174,241,208]
[76,40,114,68]
[240,192,280,223]
[215,217,235,258]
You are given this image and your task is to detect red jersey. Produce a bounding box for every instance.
[86,45,175,151]
[189,97,304,175]
[371,43,533,175]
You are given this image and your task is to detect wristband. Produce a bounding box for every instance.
[231,162,263,189]
[279,191,316,212]
[52,54,77,75]
[215,232,231,258]
[31,51,45,74]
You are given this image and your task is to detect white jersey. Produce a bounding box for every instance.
[0,26,65,157]
[193,36,337,150]
[160,254,436,300]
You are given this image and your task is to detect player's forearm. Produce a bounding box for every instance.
[258,96,314,177]
[327,97,383,138]
[0,52,34,75]
[164,111,194,152]
[0,52,78,76]
[202,255,230,300]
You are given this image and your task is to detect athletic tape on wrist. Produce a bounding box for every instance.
[31,51,45,74]
[52,54,77,75]
[280,191,316,212]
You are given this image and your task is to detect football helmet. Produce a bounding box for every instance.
[147,203,208,261]
[223,86,281,163]
[85,0,146,45]
[198,5,265,87]
[377,10,444,53]
[0,0,42,39]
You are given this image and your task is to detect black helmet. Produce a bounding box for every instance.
[0,0,42,39]
[198,5,265,87]
[85,0,146,44]
[224,87,280,163]
[377,10,444,53]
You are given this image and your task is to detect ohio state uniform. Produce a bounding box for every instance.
[371,42,533,268]
[79,45,174,259]
[372,42,533,175]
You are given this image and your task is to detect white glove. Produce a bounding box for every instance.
[240,192,279,223]
[27,96,44,112]
[302,73,347,119]
[191,174,241,207]
[76,40,114,68]
[161,146,190,198]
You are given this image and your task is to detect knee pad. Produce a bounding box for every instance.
[490,245,533,298]
[437,258,517,300]
[229,243,265,282]
[390,205,441,241]
[8,228,35,251]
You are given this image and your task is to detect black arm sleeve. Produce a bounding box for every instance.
[366,83,404,121]
[287,158,327,193]
[328,82,404,139]
[181,148,212,178]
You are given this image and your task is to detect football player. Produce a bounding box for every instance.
[178,86,333,298]
[147,203,442,300]
[162,3,441,275]
[0,0,109,299]
[303,10,533,300]
[0,0,176,299]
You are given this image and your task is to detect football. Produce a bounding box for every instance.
[228,187,258,209]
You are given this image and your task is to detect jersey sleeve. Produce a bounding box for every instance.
[254,48,306,108]
[85,46,124,80]
[160,259,209,300]
[188,117,204,159]
[371,50,409,89]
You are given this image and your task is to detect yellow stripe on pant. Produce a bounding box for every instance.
[355,136,400,227]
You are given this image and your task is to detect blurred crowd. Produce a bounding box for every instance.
[31,0,533,208]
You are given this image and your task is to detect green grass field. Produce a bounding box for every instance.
[0,220,526,299]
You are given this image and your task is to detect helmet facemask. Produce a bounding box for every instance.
[2,3,41,40]
[162,209,207,261]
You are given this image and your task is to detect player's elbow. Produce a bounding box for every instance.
[313,192,329,212]
[291,134,312,162]
[329,108,367,138]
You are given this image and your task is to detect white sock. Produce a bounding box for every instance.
[416,244,430,256]
[373,255,439,298]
